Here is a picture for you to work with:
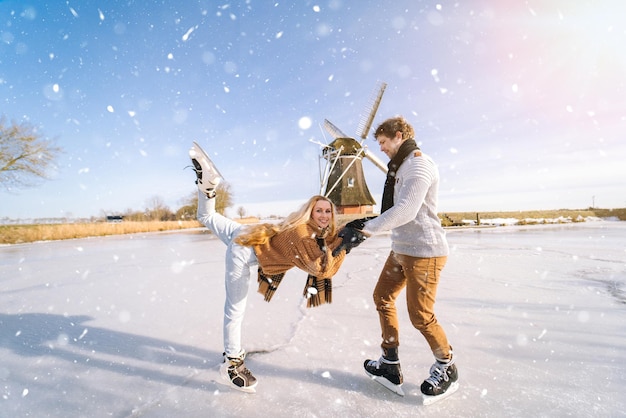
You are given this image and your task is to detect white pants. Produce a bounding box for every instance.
[197,192,258,358]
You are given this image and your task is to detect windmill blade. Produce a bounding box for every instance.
[323,119,349,139]
[363,148,388,174]
[309,138,332,149]
[357,81,387,140]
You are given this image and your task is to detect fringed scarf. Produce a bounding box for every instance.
[257,268,285,302]
[303,274,332,308]
[257,269,332,308]
[381,139,420,213]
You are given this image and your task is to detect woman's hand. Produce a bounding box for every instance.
[332,227,366,256]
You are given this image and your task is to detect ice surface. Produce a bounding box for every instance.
[1,222,625,417]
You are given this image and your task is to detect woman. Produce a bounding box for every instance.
[189,142,347,393]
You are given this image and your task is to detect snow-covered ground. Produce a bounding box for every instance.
[1,222,625,417]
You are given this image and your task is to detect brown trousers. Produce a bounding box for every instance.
[373,251,451,361]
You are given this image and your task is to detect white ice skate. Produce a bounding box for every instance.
[219,352,258,393]
[188,141,223,198]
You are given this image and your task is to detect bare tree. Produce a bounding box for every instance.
[0,117,62,190]
[145,195,174,221]
[215,182,233,215]
[175,191,198,220]
[180,181,234,218]
[237,206,246,219]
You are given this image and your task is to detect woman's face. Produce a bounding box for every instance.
[311,199,333,229]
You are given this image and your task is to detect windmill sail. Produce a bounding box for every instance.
[323,119,348,139]
[363,148,388,174]
[357,81,387,140]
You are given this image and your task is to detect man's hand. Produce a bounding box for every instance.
[345,216,377,231]
[332,226,367,256]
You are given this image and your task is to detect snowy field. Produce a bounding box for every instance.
[1,221,625,418]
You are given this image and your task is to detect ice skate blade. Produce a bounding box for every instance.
[191,141,224,180]
[219,363,257,394]
[365,373,405,396]
[422,381,459,405]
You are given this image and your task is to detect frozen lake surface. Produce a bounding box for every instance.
[1,221,625,417]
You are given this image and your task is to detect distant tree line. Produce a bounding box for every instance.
[102,182,234,222]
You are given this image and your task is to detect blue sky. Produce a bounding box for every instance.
[2,0,625,220]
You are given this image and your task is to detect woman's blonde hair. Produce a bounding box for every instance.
[235,195,338,246]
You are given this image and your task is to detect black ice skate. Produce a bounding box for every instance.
[364,350,404,396]
[188,141,223,198]
[420,357,459,405]
[219,352,258,393]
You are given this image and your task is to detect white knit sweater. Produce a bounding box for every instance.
[362,151,449,258]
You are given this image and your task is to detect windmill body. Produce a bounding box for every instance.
[323,137,376,214]
[316,82,388,214]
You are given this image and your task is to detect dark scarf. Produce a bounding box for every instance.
[381,139,420,213]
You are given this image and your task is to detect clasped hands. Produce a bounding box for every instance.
[332,217,375,256]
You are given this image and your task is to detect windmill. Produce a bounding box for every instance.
[313,82,389,214]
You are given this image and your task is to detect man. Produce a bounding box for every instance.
[350,116,458,401]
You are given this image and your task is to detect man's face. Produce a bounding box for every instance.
[375,131,403,159]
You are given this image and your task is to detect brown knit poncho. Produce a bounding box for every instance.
[253,220,346,307]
